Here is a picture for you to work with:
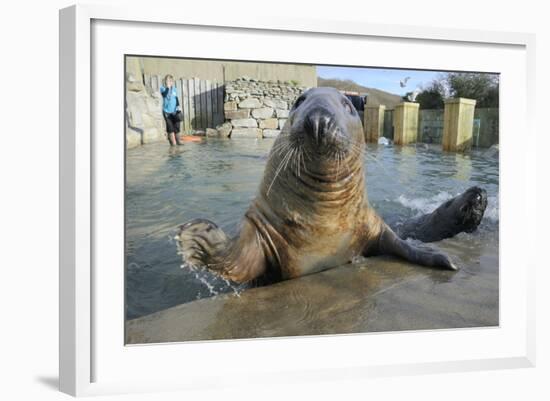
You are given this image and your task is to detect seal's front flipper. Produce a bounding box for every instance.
[177,218,230,269]
[376,225,458,270]
[177,218,268,284]
[214,218,268,283]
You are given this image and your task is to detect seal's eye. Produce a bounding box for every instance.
[342,99,354,114]
[293,95,306,110]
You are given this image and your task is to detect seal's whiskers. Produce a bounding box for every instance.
[270,140,291,156]
[294,147,301,178]
[267,145,295,196]
[336,150,341,178]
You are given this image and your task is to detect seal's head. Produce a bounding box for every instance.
[286,87,364,160]
[263,87,367,197]
[441,186,488,233]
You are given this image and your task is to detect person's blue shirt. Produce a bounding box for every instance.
[160,85,178,113]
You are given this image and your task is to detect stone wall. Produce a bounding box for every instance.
[125,72,166,148]
[220,77,308,138]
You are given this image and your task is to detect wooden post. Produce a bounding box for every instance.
[217,83,224,126]
[394,102,419,145]
[442,98,477,152]
[188,79,196,130]
[193,78,201,129]
[181,79,189,132]
[174,78,183,133]
[200,79,208,128]
[211,80,218,128]
[175,78,183,126]
[364,105,386,143]
[205,80,213,128]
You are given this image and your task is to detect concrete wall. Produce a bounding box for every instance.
[418,108,498,148]
[394,102,419,145]
[383,110,394,139]
[419,109,444,144]
[364,105,386,143]
[442,98,477,152]
[474,108,499,147]
[128,56,318,88]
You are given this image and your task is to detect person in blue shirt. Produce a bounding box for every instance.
[160,74,182,146]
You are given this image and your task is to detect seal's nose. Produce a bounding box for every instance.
[467,186,487,205]
[303,107,335,143]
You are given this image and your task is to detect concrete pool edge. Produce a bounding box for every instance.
[125,255,499,345]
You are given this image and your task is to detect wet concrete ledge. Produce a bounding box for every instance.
[126,253,498,344]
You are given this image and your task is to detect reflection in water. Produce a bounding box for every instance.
[450,152,473,182]
[395,145,418,185]
[126,140,499,322]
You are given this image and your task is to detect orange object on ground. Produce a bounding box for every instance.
[180,136,203,142]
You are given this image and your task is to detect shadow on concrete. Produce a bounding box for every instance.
[35,376,58,391]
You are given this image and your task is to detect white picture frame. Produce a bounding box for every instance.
[59,3,536,397]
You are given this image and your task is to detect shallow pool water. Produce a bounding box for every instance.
[125,139,498,320]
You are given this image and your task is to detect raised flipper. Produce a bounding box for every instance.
[374,224,458,270]
[177,218,231,268]
[177,217,268,283]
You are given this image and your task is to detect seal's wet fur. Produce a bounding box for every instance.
[178,88,460,284]
[396,186,488,242]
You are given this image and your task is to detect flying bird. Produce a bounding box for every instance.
[399,77,411,88]
[407,88,421,102]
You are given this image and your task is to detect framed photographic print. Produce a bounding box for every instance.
[59,4,536,397]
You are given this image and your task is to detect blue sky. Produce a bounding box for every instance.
[317,65,442,96]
